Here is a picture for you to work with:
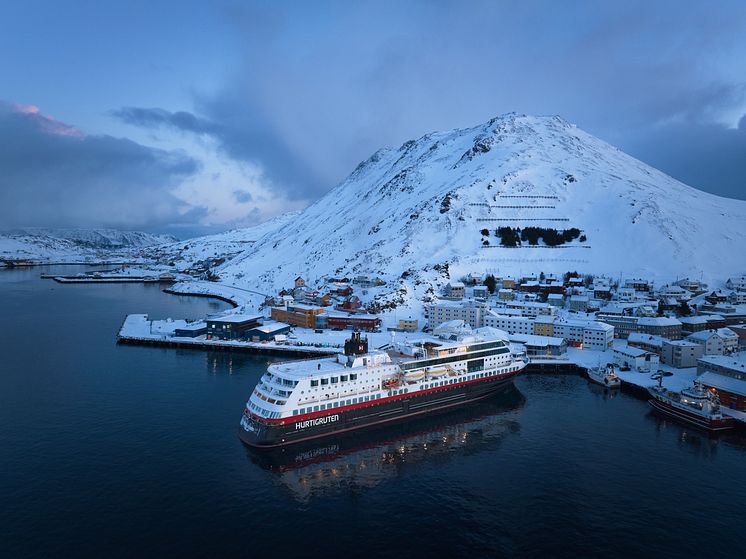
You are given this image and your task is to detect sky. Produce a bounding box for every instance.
[1,0,745,238]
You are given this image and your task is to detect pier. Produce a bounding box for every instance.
[117,314,337,358]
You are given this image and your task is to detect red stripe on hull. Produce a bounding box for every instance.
[240,374,517,448]
[648,399,735,432]
[248,368,522,426]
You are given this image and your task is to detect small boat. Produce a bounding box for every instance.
[587,363,621,388]
[647,380,736,432]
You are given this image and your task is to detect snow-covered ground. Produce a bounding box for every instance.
[166,280,266,307]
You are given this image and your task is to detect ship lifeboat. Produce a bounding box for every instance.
[382,377,400,389]
[427,368,448,379]
[403,370,426,382]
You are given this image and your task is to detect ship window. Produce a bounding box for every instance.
[331,377,338,383]
[293,410,298,415]
[350,374,358,380]
[346,399,351,405]
[310,380,319,387]
[313,405,319,412]
[341,375,348,382]
[321,378,329,385]
[365,396,369,402]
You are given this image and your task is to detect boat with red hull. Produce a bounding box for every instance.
[647,380,736,432]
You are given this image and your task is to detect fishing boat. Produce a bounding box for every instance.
[587,363,621,388]
[647,380,736,432]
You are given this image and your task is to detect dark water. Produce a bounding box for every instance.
[1,267,745,558]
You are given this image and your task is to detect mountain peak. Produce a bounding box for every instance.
[213,116,746,311]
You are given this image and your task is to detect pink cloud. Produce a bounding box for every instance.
[12,102,84,138]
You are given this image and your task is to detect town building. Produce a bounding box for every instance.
[661,340,704,368]
[725,276,746,292]
[271,304,325,329]
[444,281,465,299]
[679,316,710,333]
[426,299,489,329]
[596,314,639,339]
[552,319,614,350]
[657,284,691,302]
[294,276,305,288]
[697,353,746,411]
[498,288,515,301]
[397,318,419,332]
[508,333,567,356]
[627,332,665,354]
[624,278,652,292]
[326,313,382,332]
[206,314,263,340]
[245,321,292,341]
[637,317,682,340]
[568,295,589,312]
[613,346,660,372]
[547,293,565,307]
[483,313,534,335]
[617,288,636,303]
[686,329,738,356]
[728,324,746,349]
[533,315,555,337]
[174,322,208,338]
[728,291,746,305]
[504,301,555,317]
[472,285,489,300]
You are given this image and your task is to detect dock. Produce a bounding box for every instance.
[42,274,176,284]
[116,314,337,358]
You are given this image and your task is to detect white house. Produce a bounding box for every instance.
[686,328,738,355]
[725,276,746,292]
[617,288,636,303]
[613,345,660,372]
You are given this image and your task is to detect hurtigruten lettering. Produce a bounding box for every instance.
[295,415,340,430]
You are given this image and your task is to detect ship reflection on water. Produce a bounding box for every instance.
[245,384,526,502]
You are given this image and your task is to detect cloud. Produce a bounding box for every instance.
[110,1,746,203]
[112,103,324,199]
[232,189,253,203]
[0,101,204,229]
[111,106,219,136]
[620,115,746,200]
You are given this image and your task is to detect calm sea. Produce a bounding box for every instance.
[1,266,744,558]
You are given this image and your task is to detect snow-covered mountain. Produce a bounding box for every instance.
[145,212,299,269]
[0,228,175,262]
[212,113,745,305]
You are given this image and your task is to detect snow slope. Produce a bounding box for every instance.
[0,228,173,262]
[213,113,745,306]
[145,212,299,270]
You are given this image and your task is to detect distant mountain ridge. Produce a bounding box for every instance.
[4,228,176,248]
[0,228,176,262]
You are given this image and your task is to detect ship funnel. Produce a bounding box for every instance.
[344,331,368,356]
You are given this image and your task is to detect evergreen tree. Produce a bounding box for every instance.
[484,274,497,294]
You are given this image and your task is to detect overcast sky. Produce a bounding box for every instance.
[1,0,745,237]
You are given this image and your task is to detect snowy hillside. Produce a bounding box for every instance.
[144,212,299,270]
[212,113,746,307]
[0,228,175,262]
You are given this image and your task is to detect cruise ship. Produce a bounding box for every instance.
[239,329,526,447]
